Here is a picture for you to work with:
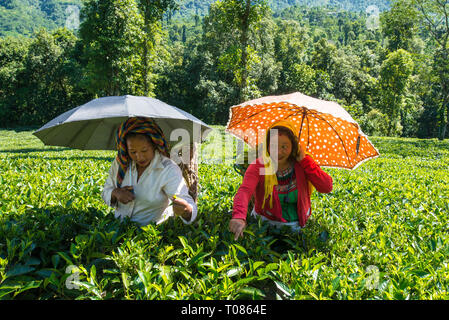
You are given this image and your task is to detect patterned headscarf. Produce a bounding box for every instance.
[115,117,170,188]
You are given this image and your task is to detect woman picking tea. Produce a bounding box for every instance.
[102,117,197,226]
[229,121,333,240]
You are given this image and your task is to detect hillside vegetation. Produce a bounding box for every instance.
[0,0,81,37]
[0,0,390,37]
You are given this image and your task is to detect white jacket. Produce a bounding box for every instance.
[102,150,197,226]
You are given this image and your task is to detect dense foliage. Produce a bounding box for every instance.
[0,127,448,299]
[1,0,448,139]
[0,0,390,37]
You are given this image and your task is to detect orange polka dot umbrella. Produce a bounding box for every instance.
[226,92,380,169]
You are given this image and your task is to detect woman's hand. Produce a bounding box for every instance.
[296,143,306,162]
[172,196,193,221]
[111,186,135,204]
[229,218,246,240]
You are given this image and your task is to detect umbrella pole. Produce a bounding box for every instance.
[176,142,199,202]
[297,108,307,141]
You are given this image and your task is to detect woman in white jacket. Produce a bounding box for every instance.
[102,117,197,226]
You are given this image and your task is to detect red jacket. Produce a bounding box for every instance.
[232,155,333,227]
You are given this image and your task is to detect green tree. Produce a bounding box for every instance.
[159,0,273,124]
[380,0,419,52]
[0,35,30,125]
[273,19,310,93]
[378,48,414,136]
[283,62,317,96]
[206,0,270,102]
[250,16,280,95]
[413,0,449,139]
[0,28,88,126]
[311,38,337,72]
[22,28,88,125]
[79,0,145,96]
[138,0,177,96]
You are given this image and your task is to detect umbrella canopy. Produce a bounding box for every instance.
[33,95,212,150]
[226,92,379,169]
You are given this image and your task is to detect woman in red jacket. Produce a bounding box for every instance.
[229,121,333,240]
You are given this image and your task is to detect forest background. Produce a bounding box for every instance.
[0,0,448,140]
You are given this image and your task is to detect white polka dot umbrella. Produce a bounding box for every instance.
[226,92,379,169]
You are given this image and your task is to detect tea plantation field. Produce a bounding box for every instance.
[1,127,449,300]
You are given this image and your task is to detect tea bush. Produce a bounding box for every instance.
[0,128,448,299]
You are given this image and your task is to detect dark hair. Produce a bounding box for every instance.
[266,126,299,162]
[125,132,155,148]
